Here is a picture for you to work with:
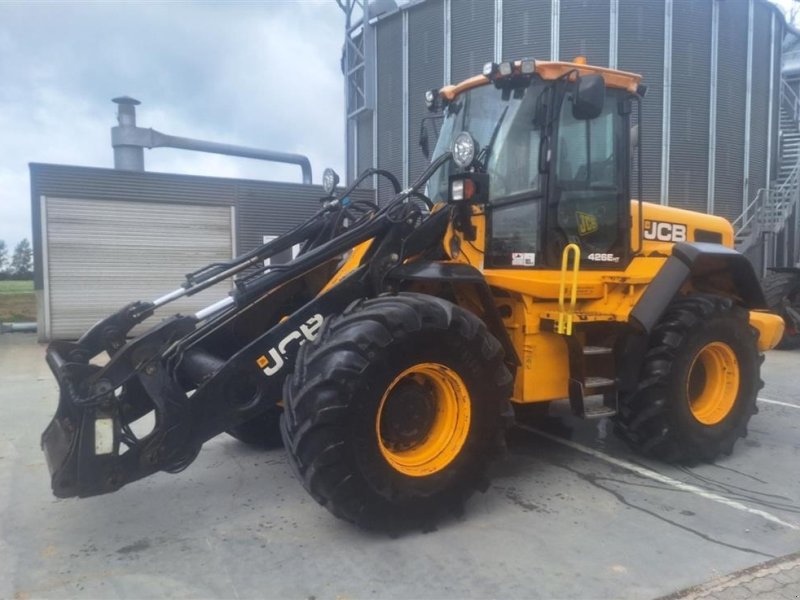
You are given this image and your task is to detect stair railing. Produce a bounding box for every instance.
[781,79,800,128]
[766,159,800,236]
[733,78,800,255]
[732,188,767,252]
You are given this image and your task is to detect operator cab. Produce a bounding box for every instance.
[426,59,641,270]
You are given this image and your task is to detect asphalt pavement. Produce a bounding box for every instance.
[1,332,799,599]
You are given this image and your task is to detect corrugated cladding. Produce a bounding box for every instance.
[618,0,664,204]
[450,0,494,83]
[772,14,782,183]
[714,0,748,222]
[376,13,403,203]
[356,112,374,184]
[349,0,783,223]
[235,181,376,257]
[45,197,232,339]
[30,163,373,289]
[749,1,771,198]
[502,0,551,61]
[559,0,609,66]
[408,0,444,183]
[668,0,711,212]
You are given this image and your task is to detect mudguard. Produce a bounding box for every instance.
[630,242,766,333]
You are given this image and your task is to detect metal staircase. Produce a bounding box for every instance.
[734,80,800,261]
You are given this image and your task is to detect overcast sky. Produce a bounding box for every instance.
[0,0,347,250]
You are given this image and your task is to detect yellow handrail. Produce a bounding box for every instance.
[557,243,581,335]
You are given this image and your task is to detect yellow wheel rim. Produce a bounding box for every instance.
[376,363,471,478]
[687,342,740,425]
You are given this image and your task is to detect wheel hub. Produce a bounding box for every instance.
[376,363,472,477]
[687,341,740,426]
[379,380,437,452]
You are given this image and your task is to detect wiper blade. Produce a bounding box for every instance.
[477,105,509,169]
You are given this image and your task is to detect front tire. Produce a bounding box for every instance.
[281,293,513,530]
[614,295,762,463]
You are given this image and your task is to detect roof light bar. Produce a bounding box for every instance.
[520,58,536,74]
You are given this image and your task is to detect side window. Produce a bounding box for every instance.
[557,103,617,188]
[553,92,623,260]
[488,201,540,267]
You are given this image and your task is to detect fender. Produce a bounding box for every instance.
[386,261,521,367]
[630,242,767,333]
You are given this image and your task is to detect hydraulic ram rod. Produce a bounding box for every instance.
[148,210,329,311]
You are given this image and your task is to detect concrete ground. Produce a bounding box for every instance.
[1,332,799,599]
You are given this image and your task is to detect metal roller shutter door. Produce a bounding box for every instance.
[44,197,233,339]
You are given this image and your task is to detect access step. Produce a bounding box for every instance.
[582,401,617,419]
[584,376,615,389]
[583,346,612,356]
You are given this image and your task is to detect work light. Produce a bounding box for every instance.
[520,58,536,74]
[322,168,339,195]
[452,131,476,169]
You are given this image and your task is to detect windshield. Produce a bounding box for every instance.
[427,81,546,204]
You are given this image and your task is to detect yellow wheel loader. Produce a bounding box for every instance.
[41,58,785,530]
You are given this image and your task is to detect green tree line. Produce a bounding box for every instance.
[0,239,33,280]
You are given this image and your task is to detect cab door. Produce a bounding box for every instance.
[546,88,630,269]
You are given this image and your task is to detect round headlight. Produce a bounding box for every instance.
[452,131,476,169]
[322,168,339,195]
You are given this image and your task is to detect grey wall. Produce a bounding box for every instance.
[450,0,494,84]
[376,14,403,203]
[502,0,550,62]
[714,0,749,222]
[618,0,665,204]
[408,0,444,184]
[559,0,610,66]
[669,0,712,212]
[30,163,374,290]
[350,0,784,222]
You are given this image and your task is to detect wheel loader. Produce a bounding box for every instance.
[41,58,785,530]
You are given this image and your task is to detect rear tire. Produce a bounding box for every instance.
[281,293,513,530]
[762,271,800,350]
[614,295,762,463]
[226,408,283,449]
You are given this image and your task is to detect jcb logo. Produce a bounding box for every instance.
[256,314,323,377]
[576,211,599,236]
[643,220,687,242]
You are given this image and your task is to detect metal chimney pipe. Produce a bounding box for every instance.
[109,96,313,184]
[112,96,145,171]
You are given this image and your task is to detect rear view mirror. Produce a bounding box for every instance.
[573,74,605,120]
